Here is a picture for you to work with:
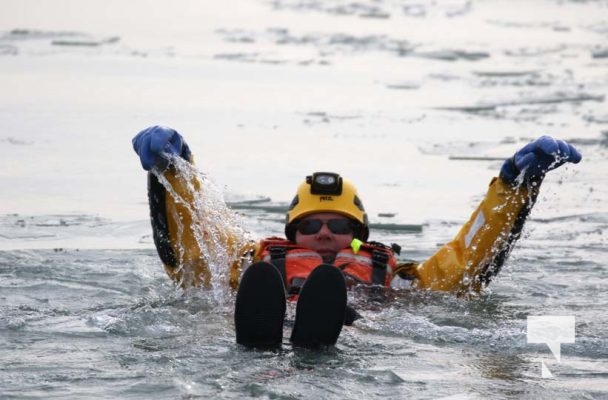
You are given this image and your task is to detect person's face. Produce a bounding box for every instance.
[294,212,354,262]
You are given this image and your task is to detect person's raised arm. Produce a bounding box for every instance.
[412,136,582,295]
[132,126,250,289]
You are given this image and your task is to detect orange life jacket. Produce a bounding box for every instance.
[256,238,400,295]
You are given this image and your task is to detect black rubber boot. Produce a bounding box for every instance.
[290,264,347,348]
[235,262,286,348]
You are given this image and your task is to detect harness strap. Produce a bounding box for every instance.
[268,246,294,294]
[371,249,389,285]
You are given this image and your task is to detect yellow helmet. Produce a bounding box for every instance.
[285,172,369,241]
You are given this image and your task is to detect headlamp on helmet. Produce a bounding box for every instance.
[308,172,342,195]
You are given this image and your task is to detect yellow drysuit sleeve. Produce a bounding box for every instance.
[147,159,254,289]
[412,177,539,295]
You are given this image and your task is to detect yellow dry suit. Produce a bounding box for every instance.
[145,158,539,296]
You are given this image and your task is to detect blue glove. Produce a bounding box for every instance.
[499,136,582,185]
[132,125,191,171]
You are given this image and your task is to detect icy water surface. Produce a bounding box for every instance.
[1,218,607,399]
[1,0,608,398]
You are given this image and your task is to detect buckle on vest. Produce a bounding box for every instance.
[269,246,287,259]
[391,243,401,255]
[289,277,306,295]
[372,250,389,268]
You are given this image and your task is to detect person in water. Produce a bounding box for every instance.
[132,126,582,348]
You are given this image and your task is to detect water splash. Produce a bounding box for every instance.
[152,157,251,302]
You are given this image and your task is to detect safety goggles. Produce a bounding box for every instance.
[296,219,355,235]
